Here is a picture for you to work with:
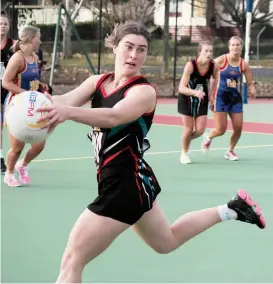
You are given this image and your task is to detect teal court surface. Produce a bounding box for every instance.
[1,99,273,283]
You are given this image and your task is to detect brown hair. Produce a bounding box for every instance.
[12,25,40,53]
[105,21,151,49]
[1,10,9,19]
[228,36,243,47]
[196,41,213,57]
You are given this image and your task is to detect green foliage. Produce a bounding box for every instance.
[18,8,36,27]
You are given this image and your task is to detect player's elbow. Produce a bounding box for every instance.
[2,79,15,93]
[2,78,9,90]
[178,86,187,94]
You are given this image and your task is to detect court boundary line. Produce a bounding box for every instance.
[33,144,273,163]
[154,123,273,135]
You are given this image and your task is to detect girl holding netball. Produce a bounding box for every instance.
[2,26,48,187]
[178,41,219,164]
[38,22,265,283]
[201,36,255,161]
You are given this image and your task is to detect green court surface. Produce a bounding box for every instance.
[1,102,273,283]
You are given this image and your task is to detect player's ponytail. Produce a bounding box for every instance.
[12,26,40,54]
[12,39,21,53]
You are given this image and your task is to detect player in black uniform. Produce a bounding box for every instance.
[1,11,14,173]
[38,22,266,283]
[178,41,219,164]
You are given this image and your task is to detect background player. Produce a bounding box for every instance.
[178,41,219,164]
[202,36,256,161]
[37,22,265,284]
[1,10,15,173]
[2,26,48,187]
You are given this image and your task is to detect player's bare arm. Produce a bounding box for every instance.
[209,63,220,102]
[178,62,196,96]
[179,62,205,99]
[243,61,256,97]
[38,84,156,130]
[53,74,104,107]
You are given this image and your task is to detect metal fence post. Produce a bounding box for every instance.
[172,0,179,97]
[256,26,266,81]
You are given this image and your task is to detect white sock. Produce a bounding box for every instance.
[0,149,3,158]
[206,134,212,141]
[217,204,238,221]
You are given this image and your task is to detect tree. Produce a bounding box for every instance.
[186,0,273,36]
[85,0,160,30]
[36,0,84,58]
[216,0,273,35]
[61,0,84,58]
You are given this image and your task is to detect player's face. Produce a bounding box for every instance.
[199,44,213,62]
[229,39,242,55]
[0,16,9,36]
[31,32,41,51]
[114,34,148,75]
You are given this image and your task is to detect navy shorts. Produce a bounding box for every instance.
[214,90,243,113]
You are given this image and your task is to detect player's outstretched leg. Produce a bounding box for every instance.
[133,189,265,255]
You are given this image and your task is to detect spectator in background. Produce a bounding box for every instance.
[1,10,15,173]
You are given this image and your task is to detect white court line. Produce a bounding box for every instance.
[154,123,273,135]
[33,144,273,163]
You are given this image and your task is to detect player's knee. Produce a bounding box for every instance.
[195,128,205,138]
[31,142,45,154]
[60,246,86,274]
[150,243,175,254]
[11,146,24,156]
[183,126,194,135]
[215,127,226,136]
[233,126,242,135]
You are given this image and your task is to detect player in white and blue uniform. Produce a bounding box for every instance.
[202,36,256,161]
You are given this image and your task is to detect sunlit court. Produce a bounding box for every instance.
[1,99,273,283]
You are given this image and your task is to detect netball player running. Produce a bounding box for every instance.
[2,26,47,187]
[202,36,255,160]
[38,22,265,283]
[1,11,15,173]
[178,42,219,164]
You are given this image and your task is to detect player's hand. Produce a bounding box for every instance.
[195,90,206,100]
[43,92,61,105]
[39,82,49,94]
[209,101,215,112]
[36,103,69,133]
[209,96,214,111]
[248,85,256,98]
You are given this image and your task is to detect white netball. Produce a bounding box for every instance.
[5,90,52,144]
